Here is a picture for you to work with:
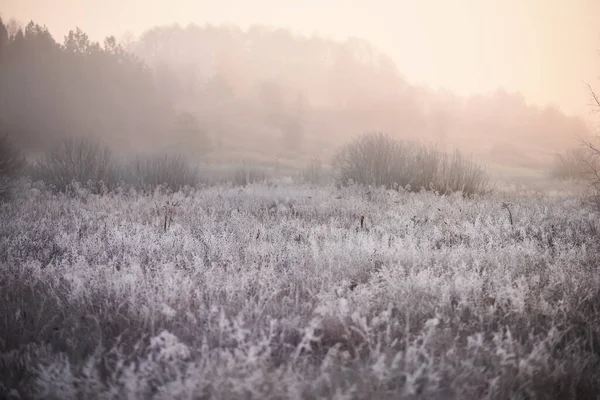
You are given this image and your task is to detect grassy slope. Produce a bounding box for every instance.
[1,183,599,399]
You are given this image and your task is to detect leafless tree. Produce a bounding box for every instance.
[579,84,600,208]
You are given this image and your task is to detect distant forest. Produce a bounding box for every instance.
[0,18,592,167]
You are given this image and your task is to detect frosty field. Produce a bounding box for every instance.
[1,182,599,399]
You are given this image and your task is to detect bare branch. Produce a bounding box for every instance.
[587,83,600,110]
[582,157,600,183]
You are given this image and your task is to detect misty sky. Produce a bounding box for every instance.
[3,0,600,120]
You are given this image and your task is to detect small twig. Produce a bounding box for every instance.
[163,200,180,232]
[587,83,600,110]
[501,202,513,227]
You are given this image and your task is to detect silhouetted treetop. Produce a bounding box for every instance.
[0,19,172,151]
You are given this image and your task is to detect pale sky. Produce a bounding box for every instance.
[3,0,600,120]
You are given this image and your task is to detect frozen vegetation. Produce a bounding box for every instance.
[1,182,600,399]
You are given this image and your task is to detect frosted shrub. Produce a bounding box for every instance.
[549,148,589,180]
[33,136,119,194]
[129,153,199,192]
[333,132,489,196]
[232,162,269,186]
[299,157,330,185]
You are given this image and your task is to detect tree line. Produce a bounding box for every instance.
[0,19,190,154]
[0,18,593,166]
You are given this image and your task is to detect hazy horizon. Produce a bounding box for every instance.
[3,0,600,122]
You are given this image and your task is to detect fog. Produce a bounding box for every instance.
[2,0,600,175]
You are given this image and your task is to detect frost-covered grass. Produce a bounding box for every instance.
[1,183,600,399]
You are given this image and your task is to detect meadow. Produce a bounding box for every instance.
[1,180,599,399]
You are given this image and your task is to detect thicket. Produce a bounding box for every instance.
[333,132,489,196]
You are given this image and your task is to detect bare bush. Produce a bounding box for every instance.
[437,149,490,195]
[334,132,403,188]
[0,134,25,200]
[190,162,274,187]
[33,136,118,193]
[576,139,600,208]
[333,132,489,196]
[232,162,268,186]
[130,153,199,192]
[299,157,329,185]
[582,83,600,208]
[549,148,589,180]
